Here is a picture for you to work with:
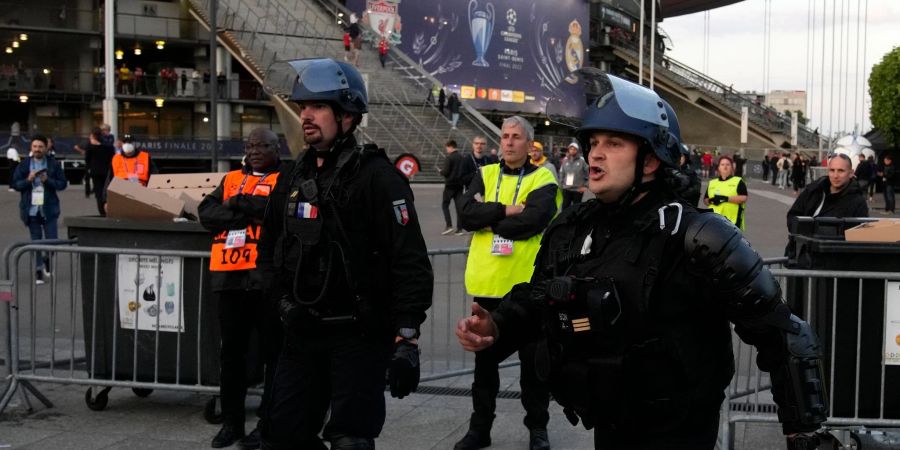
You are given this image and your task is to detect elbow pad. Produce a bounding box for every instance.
[684,213,781,316]
[776,312,829,432]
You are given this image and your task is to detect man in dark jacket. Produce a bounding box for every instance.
[786,153,868,231]
[12,135,67,284]
[440,140,466,235]
[878,155,897,214]
[83,128,116,216]
[199,127,283,449]
[256,58,433,450]
[854,154,875,197]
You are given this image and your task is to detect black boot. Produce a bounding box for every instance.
[453,428,491,450]
[238,427,260,449]
[212,423,245,448]
[529,428,551,450]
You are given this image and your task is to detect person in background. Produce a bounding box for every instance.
[107,141,158,188]
[440,140,466,235]
[12,135,67,285]
[438,87,446,116]
[82,128,116,216]
[763,153,771,181]
[529,141,558,182]
[704,155,748,230]
[855,154,875,202]
[447,92,461,129]
[878,154,896,215]
[786,153,868,231]
[378,38,388,68]
[557,142,588,209]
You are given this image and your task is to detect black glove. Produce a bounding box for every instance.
[388,340,420,399]
[276,294,300,326]
[710,194,729,205]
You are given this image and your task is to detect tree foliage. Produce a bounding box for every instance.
[869,46,900,146]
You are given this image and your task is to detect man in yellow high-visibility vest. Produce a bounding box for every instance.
[455,115,561,450]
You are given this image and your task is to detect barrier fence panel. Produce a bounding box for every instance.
[721,267,900,449]
[0,243,485,415]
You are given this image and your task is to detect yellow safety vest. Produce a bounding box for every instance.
[707,176,746,230]
[465,164,561,298]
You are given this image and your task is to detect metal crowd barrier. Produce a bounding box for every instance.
[720,266,900,449]
[0,242,475,416]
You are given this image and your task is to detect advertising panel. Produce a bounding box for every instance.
[348,0,589,116]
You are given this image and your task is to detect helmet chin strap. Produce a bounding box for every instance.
[612,145,656,208]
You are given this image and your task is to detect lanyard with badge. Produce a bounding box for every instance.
[123,157,142,183]
[30,160,45,206]
[490,167,524,256]
[224,172,272,249]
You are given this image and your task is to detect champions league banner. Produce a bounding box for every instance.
[348,0,589,116]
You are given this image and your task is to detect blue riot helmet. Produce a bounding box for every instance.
[574,69,678,168]
[263,58,368,115]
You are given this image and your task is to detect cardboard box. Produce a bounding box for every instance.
[149,173,224,219]
[148,173,225,190]
[844,219,900,243]
[106,178,185,221]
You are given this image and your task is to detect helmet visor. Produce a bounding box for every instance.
[263,59,349,100]
[581,68,669,128]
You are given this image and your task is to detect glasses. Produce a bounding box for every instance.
[827,152,851,161]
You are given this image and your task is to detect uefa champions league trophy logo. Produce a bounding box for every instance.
[468,0,494,67]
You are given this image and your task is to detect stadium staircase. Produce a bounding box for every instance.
[187,0,502,182]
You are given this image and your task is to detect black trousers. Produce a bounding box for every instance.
[592,410,720,450]
[885,184,896,213]
[442,184,464,229]
[469,297,550,433]
[263,330,392,449]
[561,189,583,210]
[91,174,108,216]
[217,289,282,431]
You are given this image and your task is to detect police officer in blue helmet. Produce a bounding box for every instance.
[256,58,433,449]
[457,70,828,449]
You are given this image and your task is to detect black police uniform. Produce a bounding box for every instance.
[488,183,826,449]
[256,136,433,449]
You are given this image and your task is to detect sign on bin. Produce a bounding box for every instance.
[886,281,900,365]
[116,255,185,332]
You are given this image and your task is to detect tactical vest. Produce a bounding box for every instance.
[111,151,151,186]
[276,145,385,321]
[465,164,560,298]
[208,170,277,272]
[707,176,745,230]
[532,200,734,433]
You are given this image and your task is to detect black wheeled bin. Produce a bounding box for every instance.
[786,217,900,419]
[65,217,221,387]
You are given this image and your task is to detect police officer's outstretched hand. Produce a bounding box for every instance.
[388,340,420,399]
[456,303,497,352]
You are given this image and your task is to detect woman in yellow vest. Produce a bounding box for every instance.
[704,155,748,229]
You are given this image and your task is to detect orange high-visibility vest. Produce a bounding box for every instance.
[208,170,277,272]
[111,152,151,186]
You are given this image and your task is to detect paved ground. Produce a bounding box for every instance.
[1,174,894,449]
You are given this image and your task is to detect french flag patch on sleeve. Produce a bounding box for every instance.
[297,202,318,219]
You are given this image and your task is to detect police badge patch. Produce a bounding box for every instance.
[392,199,409,226]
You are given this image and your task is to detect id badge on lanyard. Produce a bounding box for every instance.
[31,185,45,206]
[489,167,524,257]
[225,229,247,249]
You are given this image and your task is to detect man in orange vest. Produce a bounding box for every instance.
[198,127,283,449]
[109,141,156,186]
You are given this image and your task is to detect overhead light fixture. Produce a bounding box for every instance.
[4,47,11,54]
[19,33,27,41]
[42,68,50,75]
[544,120,550,126]
[338,12,344,17]
[134,46,142,56]
[115,49,124,60]
[19,95,28,103]
[154,97,164,108]
[202,116,209,123]
[11,41,19,48]
[155,40,165,50]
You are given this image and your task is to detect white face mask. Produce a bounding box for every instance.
[122,143,136,155]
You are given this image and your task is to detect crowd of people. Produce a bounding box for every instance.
[115,63,228,98]
[10,54,899,450]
